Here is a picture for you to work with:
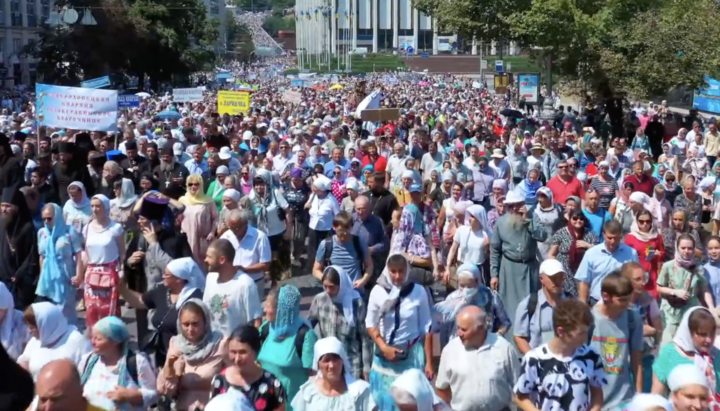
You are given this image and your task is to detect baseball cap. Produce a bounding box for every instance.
[408,183,422,193]
[173,142,183,156]
[539,259,565,277]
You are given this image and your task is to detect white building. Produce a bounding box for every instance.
[294,0,518,56]
[0,0,50,89]
[204,0,227,54]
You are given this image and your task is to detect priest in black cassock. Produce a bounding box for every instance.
[53,142,95,204]
[0,185,39,309]
[152,144,189,199]
[0,133,25,192]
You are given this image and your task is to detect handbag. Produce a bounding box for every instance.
[85,264,117,289]
[665,269,696,309]
[141,304,173,355]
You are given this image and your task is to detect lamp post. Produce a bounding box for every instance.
[539,51,555,121]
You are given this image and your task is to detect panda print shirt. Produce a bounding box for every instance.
[513,343,607,411]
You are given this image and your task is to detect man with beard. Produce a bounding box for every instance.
[0,133,24,192]
[141,142,160,174]
[52,142,95,204]
[120,140,147,184]
[86,153,106,193]
[364,172,400,235]
[0,184,39,309]
[489,190,547,339]
[153,144,189,199]
[124,194,191,343]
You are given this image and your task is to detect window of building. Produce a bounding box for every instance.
[13,38,23,54]
[11,0,23,26]
[27,0,37,27]
[41,0,50,21]
[209,0,219,15]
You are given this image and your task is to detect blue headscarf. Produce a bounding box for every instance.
[515,169,542,206]
[36,204,73,305]
[361,164,374,183]
[270,285,306,341]
[81,316,132,387]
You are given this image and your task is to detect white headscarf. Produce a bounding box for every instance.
[167,257,206,308]
[0,283,18,356]
[31,302,70,347]
[668,363,710,392]
[109,178,139,209]
[345,177,361,192]
[391,369,445,411]
[223,189,241,202]
[700,175,716,192]
[324,266,360,327]
[313,175,332,191]
[205,388,255,411]
[627,394,672,411]
[465,204,492,236]
[312,336,354,382]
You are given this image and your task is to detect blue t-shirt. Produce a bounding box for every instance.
[583,208,612,240]
[316,235,367,284]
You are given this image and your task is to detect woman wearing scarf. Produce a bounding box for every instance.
[0,282,29,360]
[513,168,542,207]
[249,169,292,282]
[360,164,375,188]
[661,210,702,262]
[258,285,319,410]
[489,179,507,209]
[109,178,140,239]
[308,266,373,380]
[624,209,665,300]
[675,176,705,229]
[630,128,653,157]
[610,181,635,231]
[37,203,83,325]
[422,170,441,202]
[217,188,241,236]
[589,160,619,211]
[651,307,720,401]
[157,299,225,411]
[18,302,91,380]
[670,128,689,165]
[548,209,600,297]
[656,234,714,344]
[341,177,361,213]
[660,170,681,206]
[206,165,229,213]
[530,187,562,260]
[626,394,672,411]
[447,205,492,284]
[283,168,311,263]
[206,388,255,411]
[80,316,158,411]
[433,263,510,348]
[698,175,717,233]
[239,165,255,196]
[0,185,40,310]
[330,166,348,204]
[652,184,672,230]
[179,174,218,267]
[366,253,433,411]
[390,369,451,411]
[292,336,375,411]
[683,147,709,181]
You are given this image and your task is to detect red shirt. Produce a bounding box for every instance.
[626,174,655,197]
[624,233,665,299]
[546,175,585,204]
[362,154,388,173]
[585,163,599,179]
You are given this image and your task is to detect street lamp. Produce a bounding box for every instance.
[538,51,555,121]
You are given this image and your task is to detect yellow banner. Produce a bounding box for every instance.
[217,91,250,115]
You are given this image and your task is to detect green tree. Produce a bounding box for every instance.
[224,16,255,62]
[261,15,295,37]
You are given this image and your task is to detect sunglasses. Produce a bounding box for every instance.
[188,183,200,187]
[571,216,584,221]
[638,219,652,225]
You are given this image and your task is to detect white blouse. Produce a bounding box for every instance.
[18,328,92,381]
[309,194,340,231]
[365,284,432,346]
[84,221,124,264]
[80,351,158,411]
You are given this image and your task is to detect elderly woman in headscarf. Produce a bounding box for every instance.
[0,282,30,360]
[652,184,672,230]
[651,307,720,399]
[80,316,158,411]
[258,285,319,410]
[660,170,681,206]
[206,388,255,411]
[18,302,91,380]
[390,369,451,411]
[292,336,375,411]
[119,257,206,369]
[530,187,562,259]
[433,263,510,348]
[249,169,293,282]
[308,266,373,380]
[366,253,433,411]
[683,146,709,181]
[306,175,340,270]
[422,169,441,201]
[489,179,507,209]
[514,168,542,207]
[36,203,83,325]
[675,175,704,229]
[360,164,375,187]
[109,178,139,235]
[698,175,716,232]
[157,299,225,411]
[341,177,361,213]
[179,174,218,267]
[666,364,716,411]
[206,165,229,213]
[62,180,93,235]
[217,188,241,236]
[446,204,492,283]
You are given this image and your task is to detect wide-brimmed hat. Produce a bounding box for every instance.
[530,143,546,154]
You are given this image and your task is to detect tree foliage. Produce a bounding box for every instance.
[262,15,295,37]
[26,0,218,87]
[225,16,255,62]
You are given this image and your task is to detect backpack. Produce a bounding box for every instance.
[259,322,310,363]
[587,308,637,345]
[323,235,365,273]
[83,350,139,386]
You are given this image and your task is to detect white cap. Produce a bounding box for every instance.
[504,190,524,204]
[242,130,253,141]
[173,142,183,156]
[540,259,565,277]
[490,148,505,159]
[218,146,232,160]
[668,364,709,392]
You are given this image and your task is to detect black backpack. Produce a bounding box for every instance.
[323,235,365,273]
[259,322,310,362]
[83,350,139,386]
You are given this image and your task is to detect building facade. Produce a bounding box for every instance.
[1,0,50,89]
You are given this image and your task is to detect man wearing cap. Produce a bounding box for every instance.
[489,148,510,181]
[153,143,190,198]
[52,142,95,204]
[514,259,567,354]
[489,190,548,338]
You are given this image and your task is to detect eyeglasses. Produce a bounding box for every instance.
[571,216,583,221]
[568,164,577,168]
[242,172,249,176]
[188,183,200,187]
[638,219,652,225]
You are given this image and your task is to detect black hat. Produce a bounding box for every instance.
[89,153,106,167]
[58,142,75,154]
[38,152,52,162]
[13,131,27,143]
[206,134,229,149]
[147,142,158,150]
[139,196,169,222]
[161,144,174,157]
[125,140,138,151]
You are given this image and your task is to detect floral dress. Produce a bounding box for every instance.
[656,261,707,344]
[212,368,286,411]
[81,352,158,411]
[674,194,704,225]
[549,227,600,297]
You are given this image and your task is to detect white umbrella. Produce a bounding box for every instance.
[135,92,151,98]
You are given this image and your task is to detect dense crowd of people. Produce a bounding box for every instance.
[0,55,720,411]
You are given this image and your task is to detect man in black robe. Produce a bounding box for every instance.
[0,185,39,309]
[0,133,24,192]
[53,142,95,204]
[120,140,147,187]
[153,144,189,199]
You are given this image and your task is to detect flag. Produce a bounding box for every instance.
[314,8,318,20]
[335,12,339,19]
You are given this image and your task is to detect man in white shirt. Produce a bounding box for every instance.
[203,238,263,337]
[436,306,520,411]
[219,209,272,300]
